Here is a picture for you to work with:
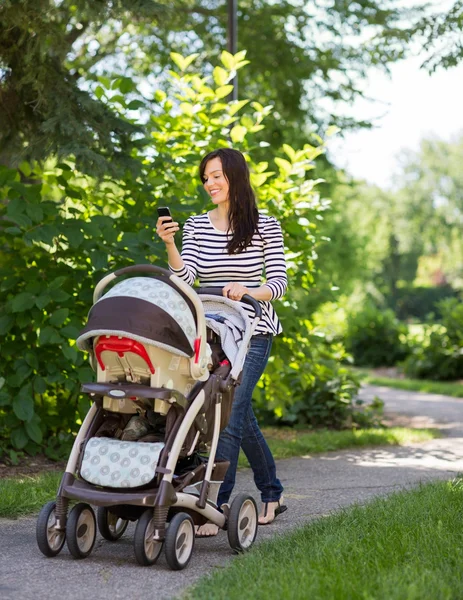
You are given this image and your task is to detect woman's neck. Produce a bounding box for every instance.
[210,203,230,230]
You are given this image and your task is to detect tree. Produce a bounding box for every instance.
[0,0,420,170]
[414,0,463,71]
[0,53,359,458]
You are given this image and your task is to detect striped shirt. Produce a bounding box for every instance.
[169,212,288,335]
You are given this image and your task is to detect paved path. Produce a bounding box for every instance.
[1,384,463,600]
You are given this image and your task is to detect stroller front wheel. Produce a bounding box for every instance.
[133,509,163,566]
[227,494,258,553]
[36,501,66,557]
[66,503,97,559]
[97,506,129,541]
[164,512,195,571]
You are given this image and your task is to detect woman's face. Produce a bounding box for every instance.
[203,157,230,207]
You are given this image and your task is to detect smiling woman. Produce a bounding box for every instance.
[155,147,288,535]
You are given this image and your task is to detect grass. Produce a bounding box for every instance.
[188,478,463,600]
[237,426,438,468]
[0,471,62,519]
[353,367,463,398]
[0,427,438,519]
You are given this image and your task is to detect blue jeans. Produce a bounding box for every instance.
[216,334,284,506]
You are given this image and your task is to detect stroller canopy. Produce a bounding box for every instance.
[76,277,196,357]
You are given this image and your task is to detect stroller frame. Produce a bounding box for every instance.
[36,265,262,569]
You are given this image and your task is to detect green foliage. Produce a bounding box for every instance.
[255,334,360,430]
[0,0,421,170]
[404,298,463,381]
[0,52,359,455]
[392,285,459,321]
[345,304,409,367]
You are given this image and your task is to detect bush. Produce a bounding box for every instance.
[345,304,408,367]
[0,51,344,459]
[392,285,458,321]
[403,298,463,381]
[254,332,362,430]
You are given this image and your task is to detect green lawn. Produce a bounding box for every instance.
[188,478,463,600]
[0,427,437,519]
[238,426,437,467]
[353,367,463,398]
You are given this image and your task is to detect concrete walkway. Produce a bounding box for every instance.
[1,384,462,600]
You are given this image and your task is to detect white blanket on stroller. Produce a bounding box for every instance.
[201,297,252,381]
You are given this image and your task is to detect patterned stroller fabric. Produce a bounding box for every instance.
[76,277,197,358]
[80,437,164,488]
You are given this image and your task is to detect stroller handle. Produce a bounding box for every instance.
[197,287,262,320]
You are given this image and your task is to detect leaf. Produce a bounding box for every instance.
[127,99,145,110]
[213,66,229,86]
[228,99,250,116]
[170,52,199,71]
[12,292,35,312]
[282,144,296,161]
[275,157,293,175]
[220,50,235,70]
[13,390,34,422]
[49,276,68,290]
[34,376,47,394]
[61,324,81,339]
[0,315,14,334]
[326,125,340,137]
[94,85,105,100]
[179,102,194,116]
[229,125,247,144]
[215,85,234,99]
[49,308,69,326]
[39,326,62,345]
[251,173,269,187]
[11,426,29,450]
[62,344,79,364]
[25,203,44,223]
[35,293,52,310]
[25,420,43,444]
[119,77,135,94]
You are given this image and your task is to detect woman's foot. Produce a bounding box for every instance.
[195,523,219,537]
[258,497,287,525]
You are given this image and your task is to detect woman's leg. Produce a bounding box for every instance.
[216,335,276,507]
[240,406,283,503]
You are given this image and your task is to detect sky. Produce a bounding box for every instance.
[328,6,463,189]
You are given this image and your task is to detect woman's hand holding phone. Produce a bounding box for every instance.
[156,207,179,246]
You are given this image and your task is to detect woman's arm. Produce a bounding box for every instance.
[223,217,287,302]
[156,216,198,286]
[261,216,288,299]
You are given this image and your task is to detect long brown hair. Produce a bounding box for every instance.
[199,148,259,254]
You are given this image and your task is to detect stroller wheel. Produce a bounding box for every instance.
[227,494,258,553]
[66,503,97,559]
[133,510,163,566]
[36,501,66,557]
[164,512,195,571]
[97,507,129,542]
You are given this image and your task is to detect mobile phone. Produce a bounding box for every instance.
[157,206,172,222]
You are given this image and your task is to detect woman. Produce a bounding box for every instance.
[156,148,287,535]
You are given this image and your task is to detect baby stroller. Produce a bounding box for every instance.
[36,264,262,570]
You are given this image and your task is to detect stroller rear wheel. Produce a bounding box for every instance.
[164,512,195,571]
[133,510,163,566]
[66,503,97,559]
[97,507,129,541]
[36,501,66,557]
[227,494,258,553]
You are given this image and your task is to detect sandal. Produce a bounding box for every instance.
[258,498,288,525]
